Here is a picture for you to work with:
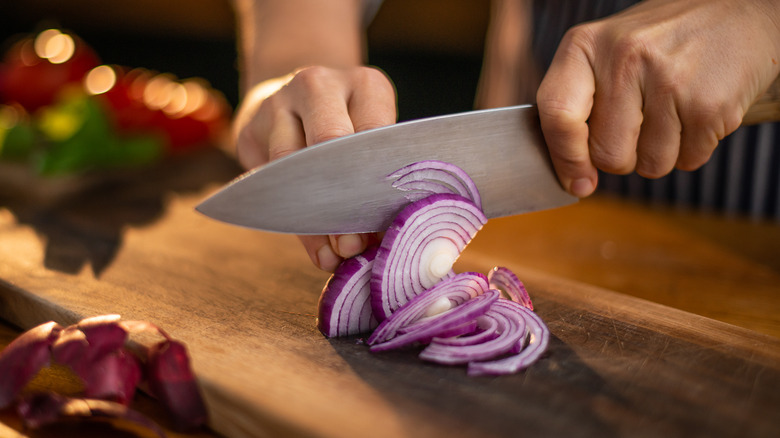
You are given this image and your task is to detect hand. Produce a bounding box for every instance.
[232,65,397,271]
[536,0,780,198]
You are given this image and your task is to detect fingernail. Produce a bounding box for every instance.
[570,178,594,198]
[316,245,341,271]
[336,234,363,258]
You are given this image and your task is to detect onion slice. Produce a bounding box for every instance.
[368,272,488,345]
[467,300,550,376]
[488,267,533,310]
[317,246,379,337]
[371,193,487,321]
[419,299,527,365]
[370,289,500,352]
[388,160,482,208]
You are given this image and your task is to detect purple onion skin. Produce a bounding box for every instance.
[0,321,62,409]
[147,339,208,431]
[82,349,142,405]
[17,393,167,438]
[370,193,487,321]
[317,246,379,337]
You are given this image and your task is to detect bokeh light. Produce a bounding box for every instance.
[84,65,118,95]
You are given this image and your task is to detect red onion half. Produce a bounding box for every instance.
[316,160,551,376]
[370,193,487,321]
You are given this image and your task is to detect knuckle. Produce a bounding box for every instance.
[267,144,299,162]
[291,66,333,91]
[590,144,635,174]
[309,125,354,145]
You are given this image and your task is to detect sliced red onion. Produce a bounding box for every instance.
[146,339,209,431]
[467,300,550,376]
[317,246,379,337]
[367,272,488,345]
[370,193,487,321]
[388,160,482,207]
[370,289,500,352]
[419,299,527,365]
[416,320,478,345]
[17,393,167,438]
[488,267,533,310]
[427,314,500,347]
[0,321,62,409]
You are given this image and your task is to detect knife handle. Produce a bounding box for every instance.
[743,74,780,125]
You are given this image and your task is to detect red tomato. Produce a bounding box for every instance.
[0,32,100,112]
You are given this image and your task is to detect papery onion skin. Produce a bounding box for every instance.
[17,393,167,438]
[146,339,209,431]
[0,321,62,409]
[371,193,487,321]
[317,246,379,337]
[488,267,533,310]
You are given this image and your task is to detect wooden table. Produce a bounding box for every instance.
[1,148,779,437]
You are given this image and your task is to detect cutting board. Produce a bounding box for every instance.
[1,150,779,438]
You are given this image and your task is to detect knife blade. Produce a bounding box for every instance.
[196,104,577,234]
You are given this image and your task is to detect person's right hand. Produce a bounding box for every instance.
[232,65,397,272]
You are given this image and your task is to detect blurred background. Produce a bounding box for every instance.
[0,0,490,121]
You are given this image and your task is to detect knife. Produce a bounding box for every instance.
[196,104,577,235]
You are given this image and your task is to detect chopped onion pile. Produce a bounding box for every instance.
[0,315,207,435]
[317,161,550,375]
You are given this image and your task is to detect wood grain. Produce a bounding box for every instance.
[1,150,779,438]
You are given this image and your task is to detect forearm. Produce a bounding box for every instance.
[233,0,366,93]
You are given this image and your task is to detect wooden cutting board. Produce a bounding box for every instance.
[1,150,779,438]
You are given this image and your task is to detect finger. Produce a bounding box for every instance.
[676,122,719,171]
[289,67,356,146]
[587,56,644,176]
[299,235,342,272]
[635,90,681,178]
[265,105,307,162]
[328,234,373,259]
[347,68,397,132]
[537,29,598,198]
[676,103,740,171]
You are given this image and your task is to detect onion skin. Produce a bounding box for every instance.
[146,339,209,431]
[0,321,62,409]
[0,316,208,430]
[17,393,167,438]
[317,246,379,337]
[370,193,487,321]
